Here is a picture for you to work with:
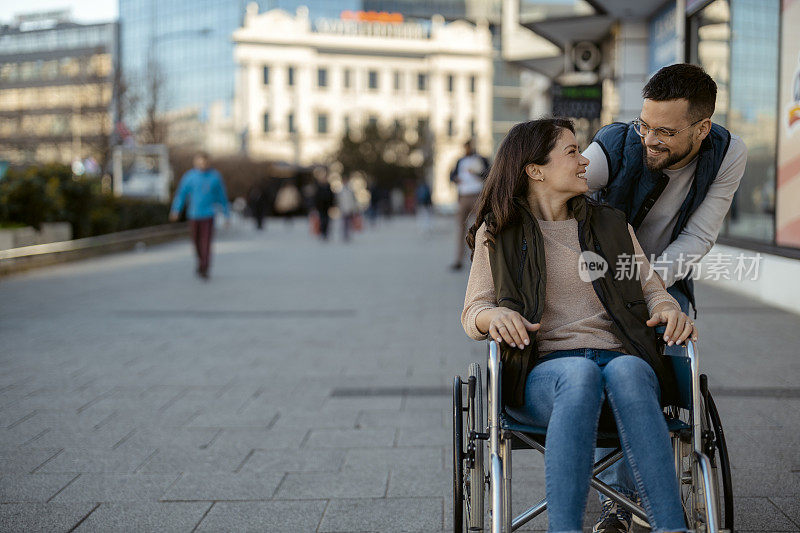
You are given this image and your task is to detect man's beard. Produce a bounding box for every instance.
[643,141,693,171]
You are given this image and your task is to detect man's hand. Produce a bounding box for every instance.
[646,302,698,346]
[168,212,179,223]
[480,307,540,349]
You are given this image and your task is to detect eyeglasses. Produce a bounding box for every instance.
[632,118,703,143]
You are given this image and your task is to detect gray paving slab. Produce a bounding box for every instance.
[343,446,443,470]
[304,427,397,448]
[160,471,284,501]
[74,502,212,532]
[734,497,800,531]
[33,447,157,474]
[194,500,327,531]
[238,448,346,473]
[275,468,390,499]
[318,497,443,532]
[771,497,800,528]
[135,444,253,473]
[50,474,180,503]
[0,448,61,473]
[0,474,78,503]
[0,502,98,532]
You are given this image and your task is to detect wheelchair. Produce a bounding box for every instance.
[452,334,733,532]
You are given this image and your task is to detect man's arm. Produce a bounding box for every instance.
[654,136,748,287]
[581,141,609,193]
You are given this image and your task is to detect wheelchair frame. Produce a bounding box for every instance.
[453,338,733,533]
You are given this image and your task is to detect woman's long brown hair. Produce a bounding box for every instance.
[466,118,575,259]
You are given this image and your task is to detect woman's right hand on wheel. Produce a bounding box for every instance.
[483,308,540,349]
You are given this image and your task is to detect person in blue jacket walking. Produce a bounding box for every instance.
[169,152,230,279]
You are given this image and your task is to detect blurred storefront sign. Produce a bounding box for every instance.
[314,18,426,38]
[112,145,172,202]
[551,84,602,120]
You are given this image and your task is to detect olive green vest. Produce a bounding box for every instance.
[488,195,678,408]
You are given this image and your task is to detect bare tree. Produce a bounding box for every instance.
[138,59,168,145]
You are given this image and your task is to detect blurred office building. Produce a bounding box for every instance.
[233,6,493,205]
[0,10,119,167]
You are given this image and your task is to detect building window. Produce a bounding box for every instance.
[417,73,427,91]
[344,115,351,134]
[368,115,378,128]
[393,71,401,92]
[368,70,378,90]
[417,118,428,135]
[448,119,454,137]
[470,119,475,138]
[344,69,351,89]
[263,112,270,133]
[287,66,295,86]
[448,74,454,93]
[318,68,327,88]
[288,113,295,133]
[470,75,476,93]
[263,66,269,85]
[317,113,328,134]
[393,119,402,131]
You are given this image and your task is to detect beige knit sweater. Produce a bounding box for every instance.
[461,219,680,353]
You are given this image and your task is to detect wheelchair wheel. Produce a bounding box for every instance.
[677,376,734,532]
[452,365,486,532]
[466,363,485,531]
[703,380,734,532]
[453,376,465,533]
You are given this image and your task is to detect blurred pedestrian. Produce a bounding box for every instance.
[313,169,335,240]
[274,181,301,227]
[247,180,268,230]
[415,179,433,234]
[169,151,230,280]
[450,139,489,270]
[337,174,358,242]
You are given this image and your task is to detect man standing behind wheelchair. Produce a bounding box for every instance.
[582,64,746,533]
[462,118,696,532]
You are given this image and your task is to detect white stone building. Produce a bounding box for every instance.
[232,4,493,205]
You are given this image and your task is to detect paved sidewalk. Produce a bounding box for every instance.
[0,217,798,532]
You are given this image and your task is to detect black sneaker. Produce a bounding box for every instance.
[593,499,632,533]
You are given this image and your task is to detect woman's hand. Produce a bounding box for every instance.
[645,302,698,346]
[478,307,540,348]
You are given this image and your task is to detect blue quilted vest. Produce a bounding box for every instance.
[591,121,731,314]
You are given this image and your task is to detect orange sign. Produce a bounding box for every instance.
[340,10,404,24]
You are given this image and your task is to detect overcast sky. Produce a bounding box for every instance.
[1,0,117,24]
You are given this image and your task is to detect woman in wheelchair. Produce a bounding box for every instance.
[461,118,696,533]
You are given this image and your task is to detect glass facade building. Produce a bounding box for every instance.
[0,16,118,165]
[119,0,273,121]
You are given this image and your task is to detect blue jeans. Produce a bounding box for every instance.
[595,285,691,510]
[507,349,686,533]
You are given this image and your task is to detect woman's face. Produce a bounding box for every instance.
[529,129,589,196]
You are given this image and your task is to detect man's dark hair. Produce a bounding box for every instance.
[642,63,717,120]
[194,150,210,160]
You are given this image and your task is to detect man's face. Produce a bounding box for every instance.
[639,98,696,171]
[194,156,209,170]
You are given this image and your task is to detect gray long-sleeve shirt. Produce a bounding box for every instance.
[582,135,747,287]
